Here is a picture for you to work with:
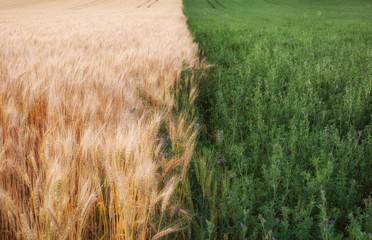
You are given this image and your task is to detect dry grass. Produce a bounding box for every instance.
[0,0,200,239]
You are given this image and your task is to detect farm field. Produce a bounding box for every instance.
[0,0,200,239]
[184,0,372,239]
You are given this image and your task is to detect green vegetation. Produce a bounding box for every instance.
[183,0,372,238]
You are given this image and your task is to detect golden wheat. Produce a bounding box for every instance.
[0,0,200,239]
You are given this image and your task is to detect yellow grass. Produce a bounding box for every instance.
[0,0,200,239]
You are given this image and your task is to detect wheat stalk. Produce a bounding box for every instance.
[0,0,200,239]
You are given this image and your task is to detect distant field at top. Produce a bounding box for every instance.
[187,0,372,17]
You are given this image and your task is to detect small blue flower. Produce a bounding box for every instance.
[329,219,335,225]
[218,155,225,164]
[276,218,280,223]
[240,222,247,230]
[272,238,276,240]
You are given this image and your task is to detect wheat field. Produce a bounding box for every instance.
[0,0,200,239]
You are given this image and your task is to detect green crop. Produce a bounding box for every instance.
[183,0,372,239]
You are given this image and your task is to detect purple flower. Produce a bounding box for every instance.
[240,222,247,230]
[129,108,135,113]
[195,123,200,128]
[329,219,335,225]
[272,238,276,240]
[276,218,280,223]
[218,155,225,164]
[323,220,328,226]
[166,135,170,140]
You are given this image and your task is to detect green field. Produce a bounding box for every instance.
[183,0,372,239]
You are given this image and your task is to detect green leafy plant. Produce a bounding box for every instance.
[184,0,372,238]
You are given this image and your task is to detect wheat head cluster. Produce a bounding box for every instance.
[0,0,200,239]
